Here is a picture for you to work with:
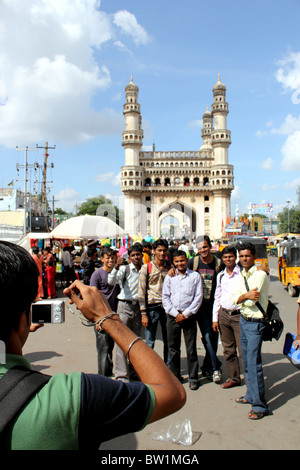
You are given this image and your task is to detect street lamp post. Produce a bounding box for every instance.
[286,199,292,233]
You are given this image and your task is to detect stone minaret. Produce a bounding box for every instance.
[211,74,232,238]
[121,76,145,235]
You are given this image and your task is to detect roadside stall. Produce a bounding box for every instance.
[50,214,128,283]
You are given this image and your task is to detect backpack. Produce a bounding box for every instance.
[0,366,51,442]
[192,254,222,273]
[243,276,284,342]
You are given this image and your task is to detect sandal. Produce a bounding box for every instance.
[236,396,250,404]
[248,410,268,420]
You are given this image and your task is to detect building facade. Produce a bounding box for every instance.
[120,75,234,240]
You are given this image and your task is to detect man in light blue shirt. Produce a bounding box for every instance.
[108,243,143,382]
[163,250,203,390]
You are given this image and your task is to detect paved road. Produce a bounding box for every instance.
[23,256,300,451]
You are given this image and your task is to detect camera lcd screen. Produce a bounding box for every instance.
[31,304,52,323]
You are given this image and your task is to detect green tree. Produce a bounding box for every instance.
[277,206,300,233]
[77,195,124,227]
[55,207,68,216]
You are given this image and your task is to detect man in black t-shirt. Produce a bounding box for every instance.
[188,235,223,382]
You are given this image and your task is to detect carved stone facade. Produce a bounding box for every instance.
[121,75,234,240]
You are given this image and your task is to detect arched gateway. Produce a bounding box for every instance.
[121,75,234,240]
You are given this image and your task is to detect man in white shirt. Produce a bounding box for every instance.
[163,250,203,390]
[212,246,242,389]
[108,243,143,382]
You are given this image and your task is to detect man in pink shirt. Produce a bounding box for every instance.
[212,246,242,388]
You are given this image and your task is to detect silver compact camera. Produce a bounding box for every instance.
[31,299,65,324]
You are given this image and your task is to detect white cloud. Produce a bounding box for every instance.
[271,114,300,135]
[285,177,300,190]
[261,158,274,170]
[274,52,300,172]
[281,131,300,171]
[113,10,151,46]
[55,186,81,212]
[0,0,149,148]
[261,183,279,191]
[95,171,120,186]
[231,185,242,202]
[276,51,300,104]
[187,119,203,129]
[255,129,267,138]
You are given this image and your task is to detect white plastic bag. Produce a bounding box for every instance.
[152,419,201,446]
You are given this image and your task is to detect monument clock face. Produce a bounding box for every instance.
[174,177,180,184]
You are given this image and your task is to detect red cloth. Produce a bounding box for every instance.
[46,265,56,298]
[32,254,44,299]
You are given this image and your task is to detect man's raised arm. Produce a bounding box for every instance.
[64,280,186,423]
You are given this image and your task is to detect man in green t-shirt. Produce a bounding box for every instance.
[0,241,186,450]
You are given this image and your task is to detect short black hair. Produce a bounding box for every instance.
[142,241,152,249]
[32,246,39,255]
[87,246,97,257]
[222,245,237,257]
[172,249,187,259]
[152,238,168,250]
[195,235,212,247]
[236,241,256,255]
[100,246,117,257]
[128,243,143,255]
[0,242,39,343]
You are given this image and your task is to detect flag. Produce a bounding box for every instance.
[8,180,14,187]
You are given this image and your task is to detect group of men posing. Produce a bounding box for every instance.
[88,235,270,421]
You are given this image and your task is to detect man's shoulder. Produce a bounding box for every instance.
[90,267,105,282]
[186,267,200,278]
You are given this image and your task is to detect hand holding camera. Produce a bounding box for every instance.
[64,280,113,325]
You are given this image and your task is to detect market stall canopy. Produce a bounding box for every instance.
[18,232,52,251]
[50,215,127,239]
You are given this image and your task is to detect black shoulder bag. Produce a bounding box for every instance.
[0,366,51,442]
[243,276,284,342]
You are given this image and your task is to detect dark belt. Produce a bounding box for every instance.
[221,307,240,316]
[241,315,264,323]
[148,303,163,308]
[119,299,139,306]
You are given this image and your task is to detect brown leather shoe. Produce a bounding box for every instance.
[221,379,240,389]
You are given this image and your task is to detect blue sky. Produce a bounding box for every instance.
[0,0,300,220]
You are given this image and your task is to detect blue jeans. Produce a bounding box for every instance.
[240,316,269,413]
[145,304,169,365]
[197,302,222,373]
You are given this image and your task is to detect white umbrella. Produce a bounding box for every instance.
[50,215,126,239]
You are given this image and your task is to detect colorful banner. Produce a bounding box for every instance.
[251,203,273,214]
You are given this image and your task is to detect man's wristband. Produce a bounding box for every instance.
[96,312,119,331]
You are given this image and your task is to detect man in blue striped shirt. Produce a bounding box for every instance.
[162,250,203,390]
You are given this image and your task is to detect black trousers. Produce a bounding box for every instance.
[167,314,199,384]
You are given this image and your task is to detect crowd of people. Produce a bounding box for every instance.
[1,234,299,449]
[84,235,272,420]
[0,240,186,449]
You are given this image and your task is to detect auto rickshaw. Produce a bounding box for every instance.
[218,238,230,251]
[278,238,300,297]
[230,236,269,270]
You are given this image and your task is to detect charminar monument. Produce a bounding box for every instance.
[120,75,234,241]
